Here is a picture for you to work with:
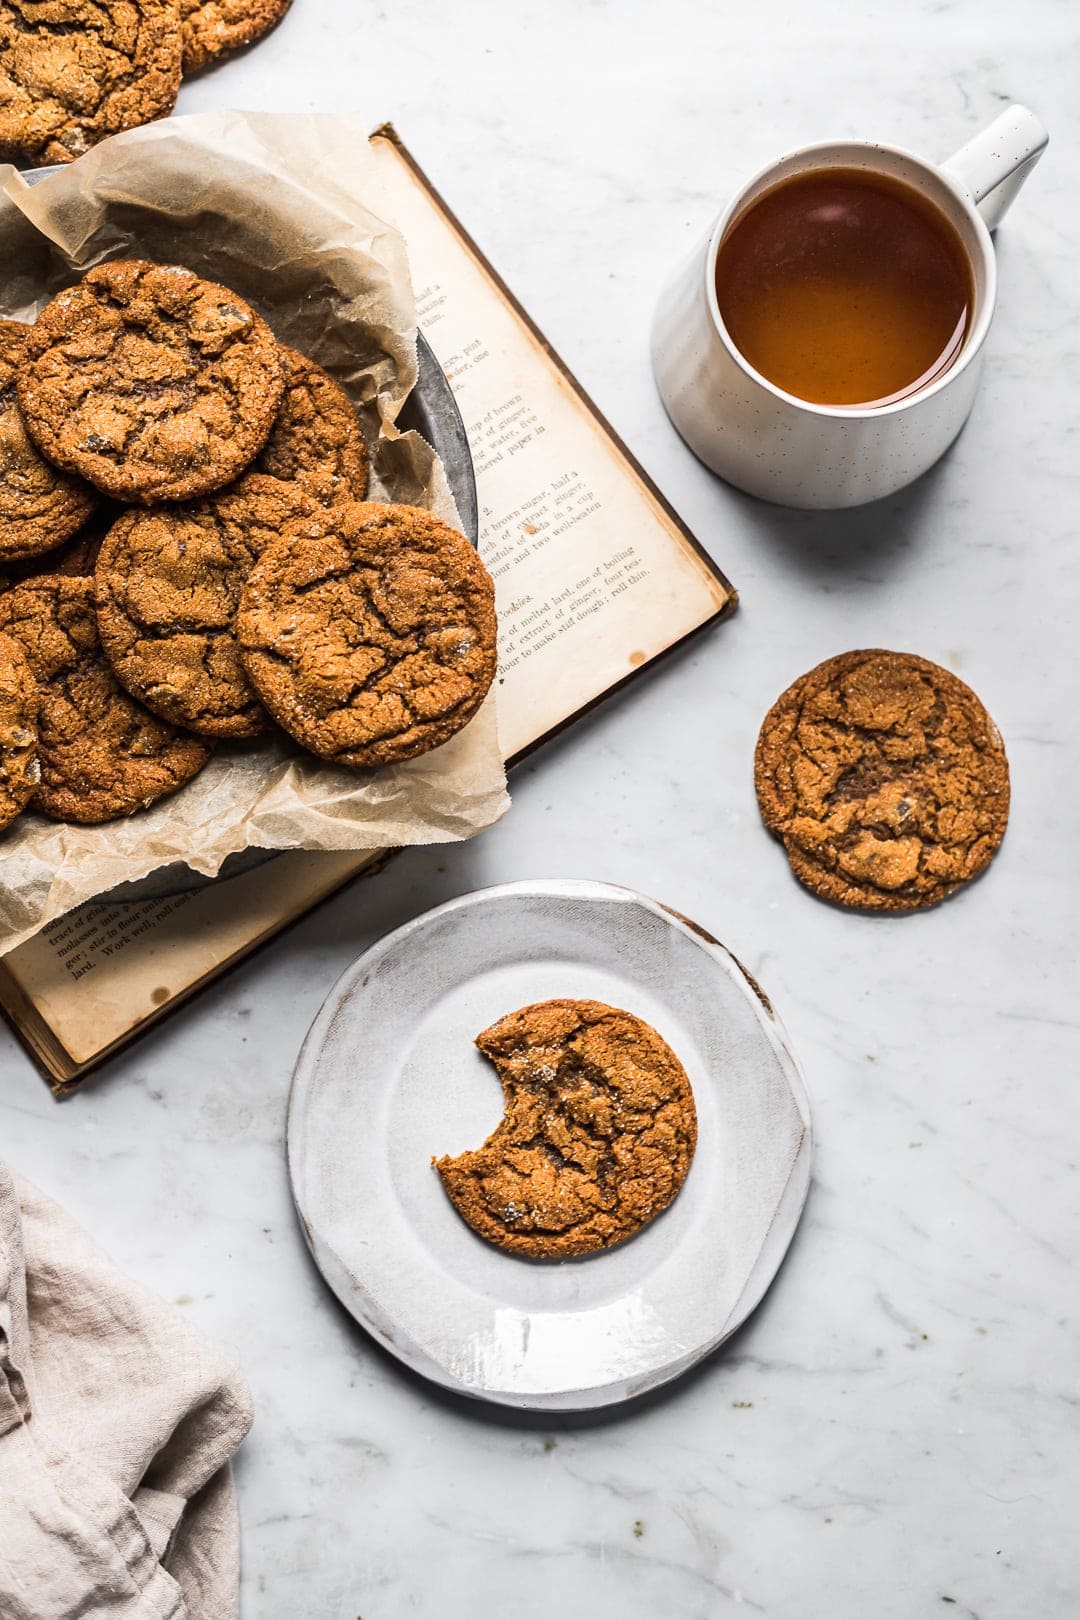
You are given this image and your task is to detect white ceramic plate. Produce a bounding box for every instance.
[287,880,812,1410]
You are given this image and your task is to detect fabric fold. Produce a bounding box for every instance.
[0,1163,252,1620]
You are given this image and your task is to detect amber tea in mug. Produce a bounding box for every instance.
[714,167,975,408]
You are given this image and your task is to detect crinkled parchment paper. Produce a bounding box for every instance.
[0,112,508,955]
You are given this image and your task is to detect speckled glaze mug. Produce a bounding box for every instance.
[651,105,1048,509]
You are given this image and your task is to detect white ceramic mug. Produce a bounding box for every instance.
[651,106,1048,509]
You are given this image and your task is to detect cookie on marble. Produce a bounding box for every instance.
[435,999,698,1260]
[18,261,284,505]
[180,0,292,70]
[95,475,321,738]
[236,501,497,768]
[0,576,211,823]
[0,0,182,167]
[754,648,1010,911]
[0,629,39,830]
[0,320,97,565]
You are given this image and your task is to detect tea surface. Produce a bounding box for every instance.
[714,168,973,408]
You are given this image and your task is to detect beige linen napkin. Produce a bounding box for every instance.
[0,1163,253,1618]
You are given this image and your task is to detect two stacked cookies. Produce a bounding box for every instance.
[0,259,497,831]
[0,0,292,167]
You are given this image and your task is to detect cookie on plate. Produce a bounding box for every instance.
[95,475,321,738]
[0,629,39,830]
[180,0,292,71]
[254,347,369,505]
[435,999,698,1260]
[0,320,97,565]
[18,261,284,505]
[0,0,182,167]
[237,501,497,768]
[754,648,1010,912]
[0,576,211,823]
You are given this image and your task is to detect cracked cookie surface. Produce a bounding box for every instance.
[180,0,291,70]
[254,346,369,506]
[0,629,39,830]
[0,575,211,822]
[0,320,97,564]
[435,999,698,1260]
[95,474,321,737]
[237,501,497,768]
[755,648,1010,912]
[0,0,181,167]
[18,261,284,504]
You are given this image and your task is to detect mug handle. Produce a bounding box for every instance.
[942,104,1049,231]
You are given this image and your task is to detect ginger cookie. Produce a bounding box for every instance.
[0,0,181,168]
[254,347,369,505]
[237,501,497,768]
[0,630,39,831]
[179,0,292,71]
[0,576,211,823]
[3,504,120,587]
[18,261,284,505]
[435,1000,698,1260]
[755,649,1010,912]
[95,475,321,738]
[1,506,120,597]
[0,320,97,565]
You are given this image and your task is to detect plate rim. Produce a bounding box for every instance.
[287,878,813,1412]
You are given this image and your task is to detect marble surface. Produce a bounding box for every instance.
[2,1,1078,1614]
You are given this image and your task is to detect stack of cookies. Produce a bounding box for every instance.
[0,0,293,167]
[0,259,498,833]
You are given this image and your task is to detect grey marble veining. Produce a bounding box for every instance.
[2,0,1078,1614]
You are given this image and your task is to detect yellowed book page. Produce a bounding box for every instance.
[366,136,733,760]
[0,134,733,1083]
[0,851,378,1075]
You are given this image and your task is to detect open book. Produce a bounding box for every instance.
[0,128,736,1091]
